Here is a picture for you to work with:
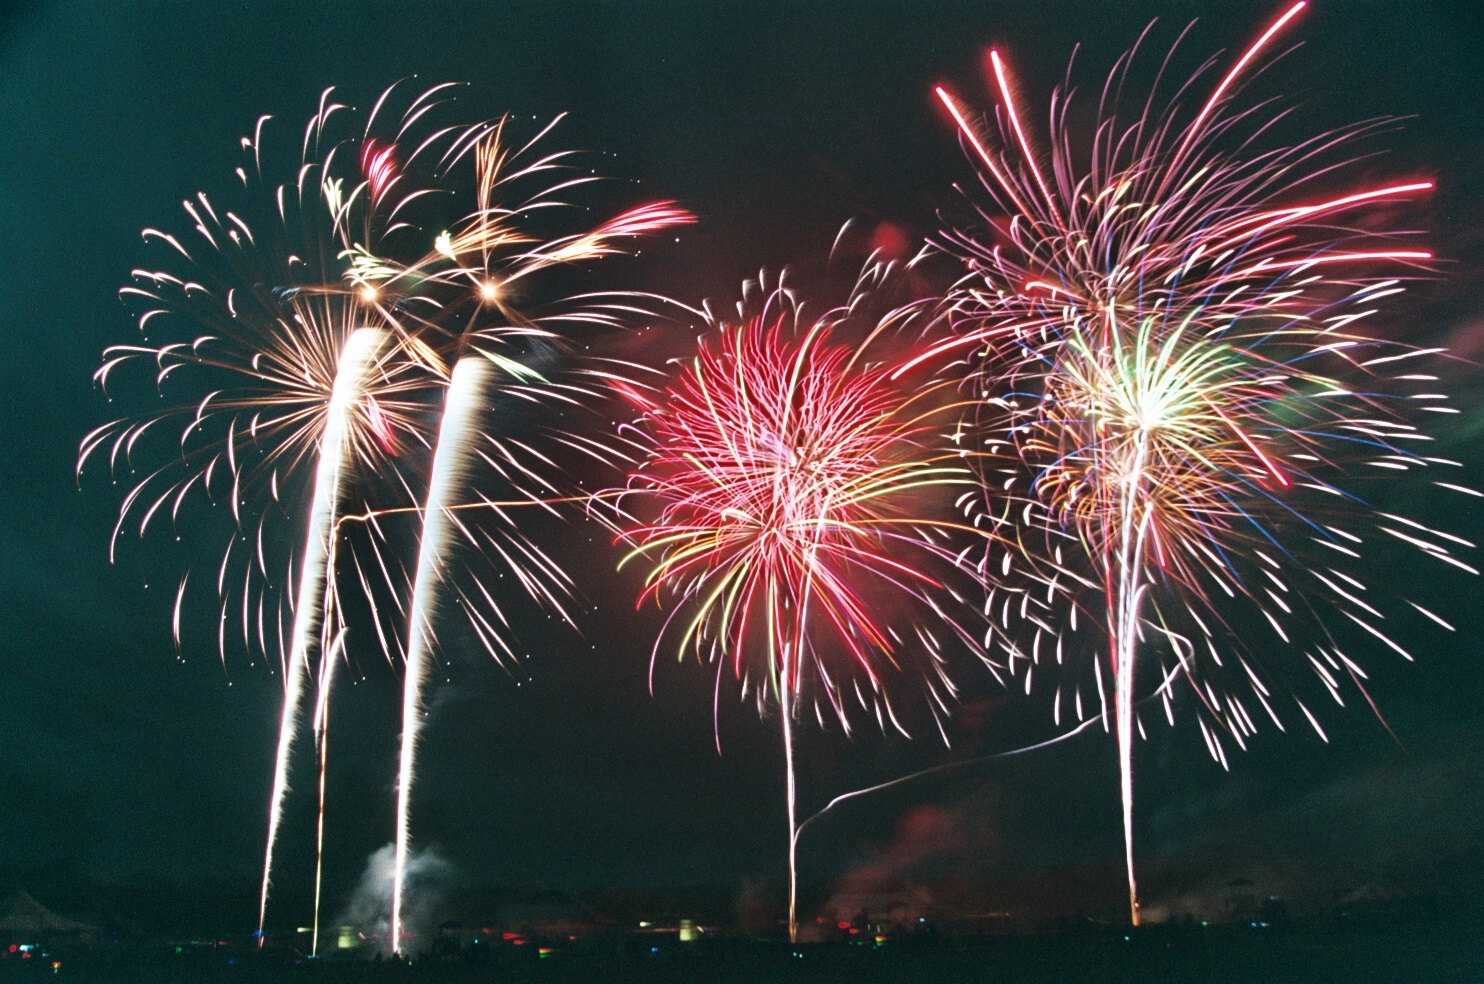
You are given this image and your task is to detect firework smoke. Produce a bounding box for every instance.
[340,843,454,955]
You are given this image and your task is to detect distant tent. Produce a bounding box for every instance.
[1339,883,1400,905]
[0,891,96,943]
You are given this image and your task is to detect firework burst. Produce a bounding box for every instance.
[614,276,992,942]
[934,2,1474,923]
[78,86,445,943]
[82,82,692,953]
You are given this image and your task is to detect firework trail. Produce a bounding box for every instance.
[309,622,346,958]
[391,357,488,953]
[84,80,691,948]
[933,2,1473,923]
[355,117,694,953]
[613,277,992,942]
[261,326,386,941]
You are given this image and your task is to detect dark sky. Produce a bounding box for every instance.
[1,0,1482,930]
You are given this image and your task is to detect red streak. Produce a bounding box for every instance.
[1148,523,1168,570]
[1212,403,1288,488]
[935,86,1037,221]
[595,201,697,238]
[361,139,398,204]
[1213,182,1434,251]
[1187,2,1308,145]
[889,319,1041,380]
[989,50,1065,230]
[610,379,657,411]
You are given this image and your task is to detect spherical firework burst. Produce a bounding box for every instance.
[934,2,1475,923]
[614,276,992,942]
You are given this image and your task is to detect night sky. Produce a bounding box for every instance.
[2,0,1483,931]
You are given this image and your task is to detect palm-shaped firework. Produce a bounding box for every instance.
[354,117,694,955]
[613,278,992,943]
[934,2,1475,923]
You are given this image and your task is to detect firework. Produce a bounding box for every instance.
[353,119,694,954]
[934,2,1473,924]
[77,85,693,951]
[614,277,991,942]
[392,357,487,953]
[78,86,444,943]
[268,326,387,950]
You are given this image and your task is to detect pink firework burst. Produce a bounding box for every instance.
[615,281,993,942]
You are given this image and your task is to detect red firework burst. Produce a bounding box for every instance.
[616,282,992,942]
